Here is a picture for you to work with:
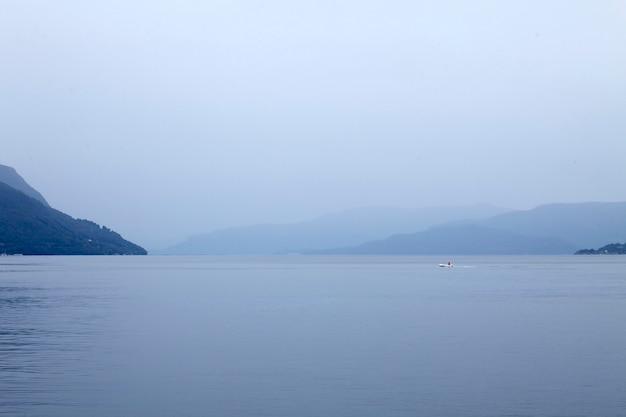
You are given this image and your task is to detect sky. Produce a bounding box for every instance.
[1,1,625,249]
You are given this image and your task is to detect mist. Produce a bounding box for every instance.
[2,1,625,248]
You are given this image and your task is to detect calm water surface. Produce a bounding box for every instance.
[1,255,625,416]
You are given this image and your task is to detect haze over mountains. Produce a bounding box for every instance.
[159,202,626,255]
[158,204,509,255]
[2,163,624,256]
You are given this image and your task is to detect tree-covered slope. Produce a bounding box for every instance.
[0,181,146,255]
[576,242,626,255]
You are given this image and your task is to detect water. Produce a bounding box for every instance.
[1,255,625,417]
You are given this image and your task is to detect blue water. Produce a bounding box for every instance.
[1,255,625,416]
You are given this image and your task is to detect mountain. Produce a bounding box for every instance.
[314,202,626,255]
[477,202,626,249]
[0,167,146,255]
[158,204,510,255]
[0,164,49,206]
[312,224,578,255]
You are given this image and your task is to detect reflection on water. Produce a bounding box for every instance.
[1,256,626,417]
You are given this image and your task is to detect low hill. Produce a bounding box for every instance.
[0,180,146,255]
[576,242,626,255]
[159,204,509,255]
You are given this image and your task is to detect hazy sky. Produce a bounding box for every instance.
[2,1,625,248]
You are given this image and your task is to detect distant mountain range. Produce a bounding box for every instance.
[157,204,510,255]
[313,224,578,255]
[476,202,626,249]
[157,204,506,255]
[160,202,626,255]
[0,164,146,255]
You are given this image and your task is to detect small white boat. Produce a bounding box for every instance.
[439,263,454,268]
